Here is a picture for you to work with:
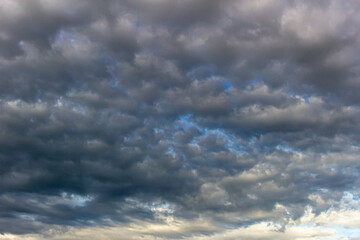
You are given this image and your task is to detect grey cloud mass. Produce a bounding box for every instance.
[1,0,360,239]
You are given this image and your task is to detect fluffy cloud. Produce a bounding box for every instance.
[0,0,360,239]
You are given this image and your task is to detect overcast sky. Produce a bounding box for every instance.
[1,0,360,239]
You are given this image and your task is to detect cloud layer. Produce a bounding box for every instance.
[1,0,360,239]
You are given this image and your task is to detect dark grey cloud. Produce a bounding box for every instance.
[1,0,360,239]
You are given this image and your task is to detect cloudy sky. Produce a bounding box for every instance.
[1,0,360,239]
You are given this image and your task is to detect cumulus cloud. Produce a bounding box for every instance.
[0,0,360,239]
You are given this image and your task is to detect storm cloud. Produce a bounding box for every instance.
[1,0,360,239]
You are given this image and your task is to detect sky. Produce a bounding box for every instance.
[1,0,360,239]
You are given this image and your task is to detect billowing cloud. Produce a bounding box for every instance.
[1,0,360,239]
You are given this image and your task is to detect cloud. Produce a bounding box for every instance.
[0,0,360,238]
